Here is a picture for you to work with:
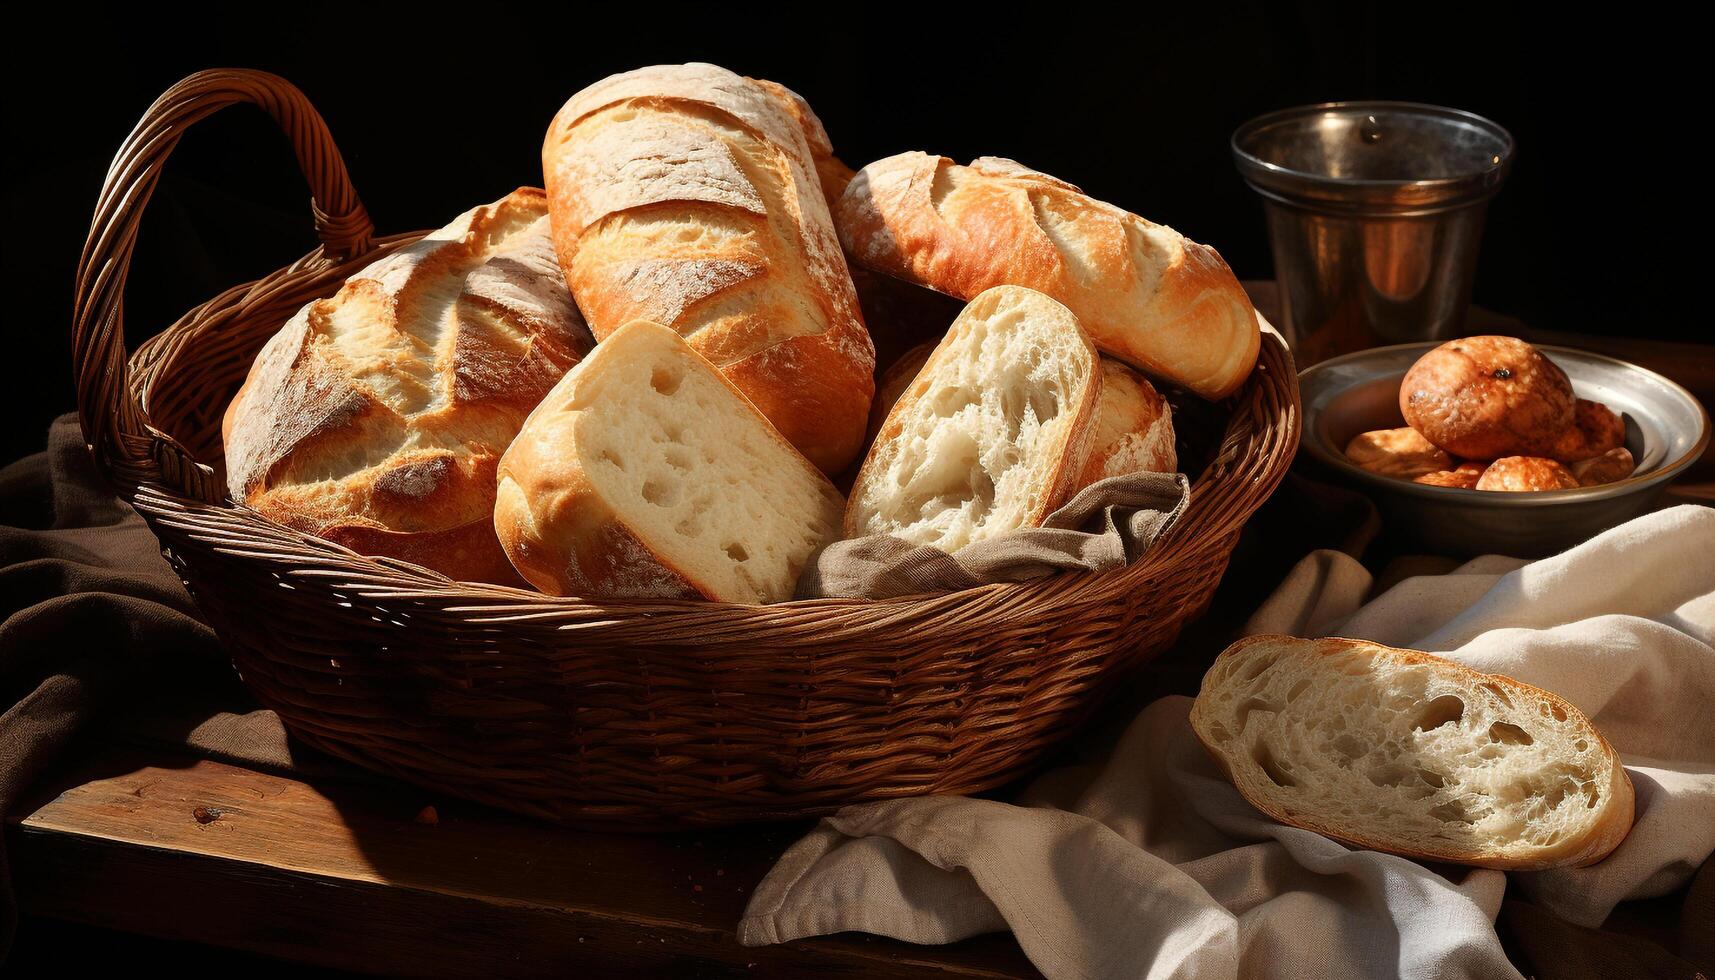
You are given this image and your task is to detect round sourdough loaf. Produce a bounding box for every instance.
[221,188,593,584]
[542,63,875,475]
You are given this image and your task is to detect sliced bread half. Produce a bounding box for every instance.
[843,285,1100,553]
[1189,635,1633,870]
[495,320,845,603]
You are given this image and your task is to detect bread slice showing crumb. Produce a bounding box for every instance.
[844,285,1099,553]
[1189,635,1634,870]
[495,320,844,603]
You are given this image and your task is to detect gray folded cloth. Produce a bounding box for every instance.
[797,472,1191,600]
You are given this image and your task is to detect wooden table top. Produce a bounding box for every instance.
[8,307,1709,978]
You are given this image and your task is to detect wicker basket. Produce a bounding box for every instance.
[72,70,1300,828]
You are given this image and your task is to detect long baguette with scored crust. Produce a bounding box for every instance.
[834,153,1260,400]
[542,63,875,475]
[1189,635,1634,870]
[221,188,592,585]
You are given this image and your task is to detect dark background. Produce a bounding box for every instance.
[3,5,1710,464]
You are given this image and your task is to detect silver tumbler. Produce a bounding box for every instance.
[1232,102,1514,365]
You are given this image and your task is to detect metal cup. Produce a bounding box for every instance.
[1233,102,1514,365]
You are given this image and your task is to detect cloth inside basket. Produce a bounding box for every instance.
[796,472,1191,600]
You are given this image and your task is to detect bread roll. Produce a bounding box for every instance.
[1344,427,1453,479]
[1190,635,1634,870]
[542,63,875,474]
[1551,399,1627,463]
[495,320,844,604]
[1413,461,1485,489]
[834,153,1259,399]
[222,188,592,584]
[1476,456,1581,492]
[1400,337,1575,459]
[845,285,1099,553]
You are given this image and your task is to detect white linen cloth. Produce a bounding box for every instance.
[738,505,1715,980]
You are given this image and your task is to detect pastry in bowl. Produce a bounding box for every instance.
[1345,427,1452,479]
[1475,456,1581,492]
[1400,336,1575,459]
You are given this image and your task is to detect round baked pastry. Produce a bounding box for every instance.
[1551,399,1626,462]
[1414,461,1486,489]
[1400,337,1575,459]
[1345,427,1453,478]
[1476,456,1581,492]
[1570,447,1636,487]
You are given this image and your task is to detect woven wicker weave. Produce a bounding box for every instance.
[72,69,1300,828]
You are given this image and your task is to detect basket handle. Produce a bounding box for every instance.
[73,68,373,497]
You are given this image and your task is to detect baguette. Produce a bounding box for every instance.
[835,153,1259,399]
[845,285,1099,552]
[1189,635,1634,870]
[542,63,875,474]
[495,320,844,604]
[222,188,591,584]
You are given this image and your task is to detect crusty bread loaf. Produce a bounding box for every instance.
[845,285,1099,552]
[1190,635,1634,870]
[834,153,1260,399]
[221,188,592,584]
[495,320,845,604]
[1079,359,1177,487]
[542,63,875,475]
[871,342,1175,488]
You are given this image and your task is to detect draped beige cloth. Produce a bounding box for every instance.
[742,505,1715,979]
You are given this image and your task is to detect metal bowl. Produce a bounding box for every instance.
[1299,342,1709,557]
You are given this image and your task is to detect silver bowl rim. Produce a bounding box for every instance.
[1231,100,1516,193]
[1299,341,1711,507]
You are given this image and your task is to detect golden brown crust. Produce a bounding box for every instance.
[1400,337,1576,458]
[1345,427,1454,478]
[1477,456,1581,492]
[833,152,1259,400]
[1191,635,1635,870]
[1414,460,1486,489]
[222,188,589,584]
[542,63,875,475]
[1551,399,1627,463]
[1077,359,1177,487]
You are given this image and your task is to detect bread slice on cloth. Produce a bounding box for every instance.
[495,320,844,604]
[844,285,1099,553]
[1189,635,1634,870]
